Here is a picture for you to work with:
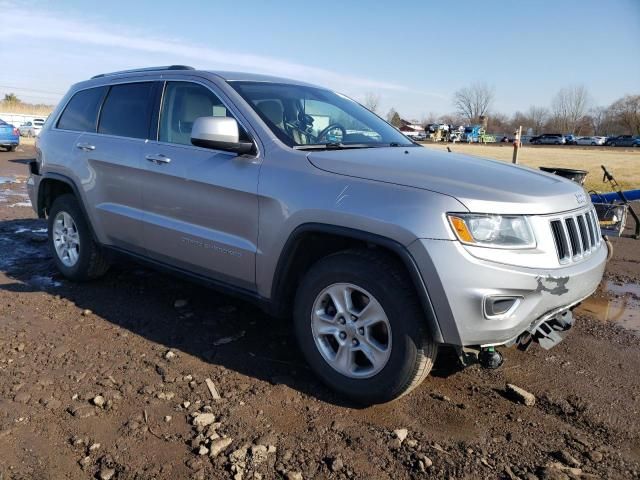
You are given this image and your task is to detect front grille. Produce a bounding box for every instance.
[550,208,602,262]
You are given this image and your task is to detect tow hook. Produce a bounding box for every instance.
[478,346,504,369]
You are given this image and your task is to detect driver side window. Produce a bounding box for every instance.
[159,82,235,146]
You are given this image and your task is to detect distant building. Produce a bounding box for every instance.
[398,119,424,137]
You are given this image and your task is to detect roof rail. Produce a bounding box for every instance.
[91,65,195,79]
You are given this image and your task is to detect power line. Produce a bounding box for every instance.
[0,85,65,96]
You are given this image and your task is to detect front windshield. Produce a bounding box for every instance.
[230,81,414,149]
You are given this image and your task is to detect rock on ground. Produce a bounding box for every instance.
[506,384,536,406]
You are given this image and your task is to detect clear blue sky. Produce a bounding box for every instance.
[0,0,638,120]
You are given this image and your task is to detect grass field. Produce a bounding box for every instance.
[421,143,640,192]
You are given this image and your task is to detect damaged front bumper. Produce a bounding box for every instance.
[508,308,575,351]
[411,238,607,348]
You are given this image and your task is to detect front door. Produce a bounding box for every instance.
[141,80,260,290]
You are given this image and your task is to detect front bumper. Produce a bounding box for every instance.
[409,238,607,347]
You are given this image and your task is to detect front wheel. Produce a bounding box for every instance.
[293,250,437,404]
[48,194,110,281]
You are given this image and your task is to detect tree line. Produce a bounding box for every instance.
[0,93,55,116]
[365,85,640,136]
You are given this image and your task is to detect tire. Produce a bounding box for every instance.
[48,194,110,281]
[293,249,437,404]
[591,142,596,146]
[8,146,16,152]
[610,142,616,147]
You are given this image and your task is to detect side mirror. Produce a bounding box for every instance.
[191,117,254,154]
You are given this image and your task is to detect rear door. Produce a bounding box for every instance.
[140,80,260,290]
[77,81,156,254]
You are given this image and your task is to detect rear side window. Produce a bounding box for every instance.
[57,87,107,132]
[98,83,154,139]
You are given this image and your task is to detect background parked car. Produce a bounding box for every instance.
[18,121,36,137]
[0,119,20,151]
[575,136,606,146]
[565,134,577,145]
[32,118,45,136]
[605,135,637,146]
[531,134,566,145]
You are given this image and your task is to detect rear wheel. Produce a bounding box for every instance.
[293,249,437,404]
[8,145,16,152]
[48,194,110,281]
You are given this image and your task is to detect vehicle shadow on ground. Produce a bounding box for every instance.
[0,217,461,407]
[8,158,32,165]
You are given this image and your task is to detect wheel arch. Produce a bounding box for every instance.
[38,173,99,242]
[270,223,445,344]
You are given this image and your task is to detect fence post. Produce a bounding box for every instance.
[512,126,522,164]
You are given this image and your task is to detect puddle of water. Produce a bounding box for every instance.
[0,176,16,184]
[578,281,640,332]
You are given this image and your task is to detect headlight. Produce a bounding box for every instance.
[447,213,536,249]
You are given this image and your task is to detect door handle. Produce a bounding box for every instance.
[145,154,171,164]
[76,142,95,151]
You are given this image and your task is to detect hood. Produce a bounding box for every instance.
[307,146,588,215]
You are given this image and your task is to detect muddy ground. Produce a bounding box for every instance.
[0,146,639,480]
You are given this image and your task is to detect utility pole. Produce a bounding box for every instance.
[512,125,522,164]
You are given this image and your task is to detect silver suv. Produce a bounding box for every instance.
[27,66,606,403]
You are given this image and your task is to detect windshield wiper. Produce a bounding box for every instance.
[294,142,413,151]
[294,143,374,151]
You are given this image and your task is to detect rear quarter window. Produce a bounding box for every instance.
[98,82,154,139]
[57,86,107,132]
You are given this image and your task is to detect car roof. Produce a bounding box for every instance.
[81,65,320,89]
[206,70,318,87]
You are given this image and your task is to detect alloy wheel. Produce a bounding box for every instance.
[310,283,392,379]
[52,211,80,267]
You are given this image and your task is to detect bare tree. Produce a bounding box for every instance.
[386,108,403,127]
[439,113,465,126]
[420,112,439,126]
[588,106,611,136]
[551,85,590,134]
[452,82,494,123]
[3,93,20,104]
[487,112,511,133]
[527,106,549,134]
[608,94,640,135]
[363,92,380,113]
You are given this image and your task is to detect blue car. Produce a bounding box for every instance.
[0,119,20,152]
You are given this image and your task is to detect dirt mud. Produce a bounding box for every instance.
[1,146,639,479]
